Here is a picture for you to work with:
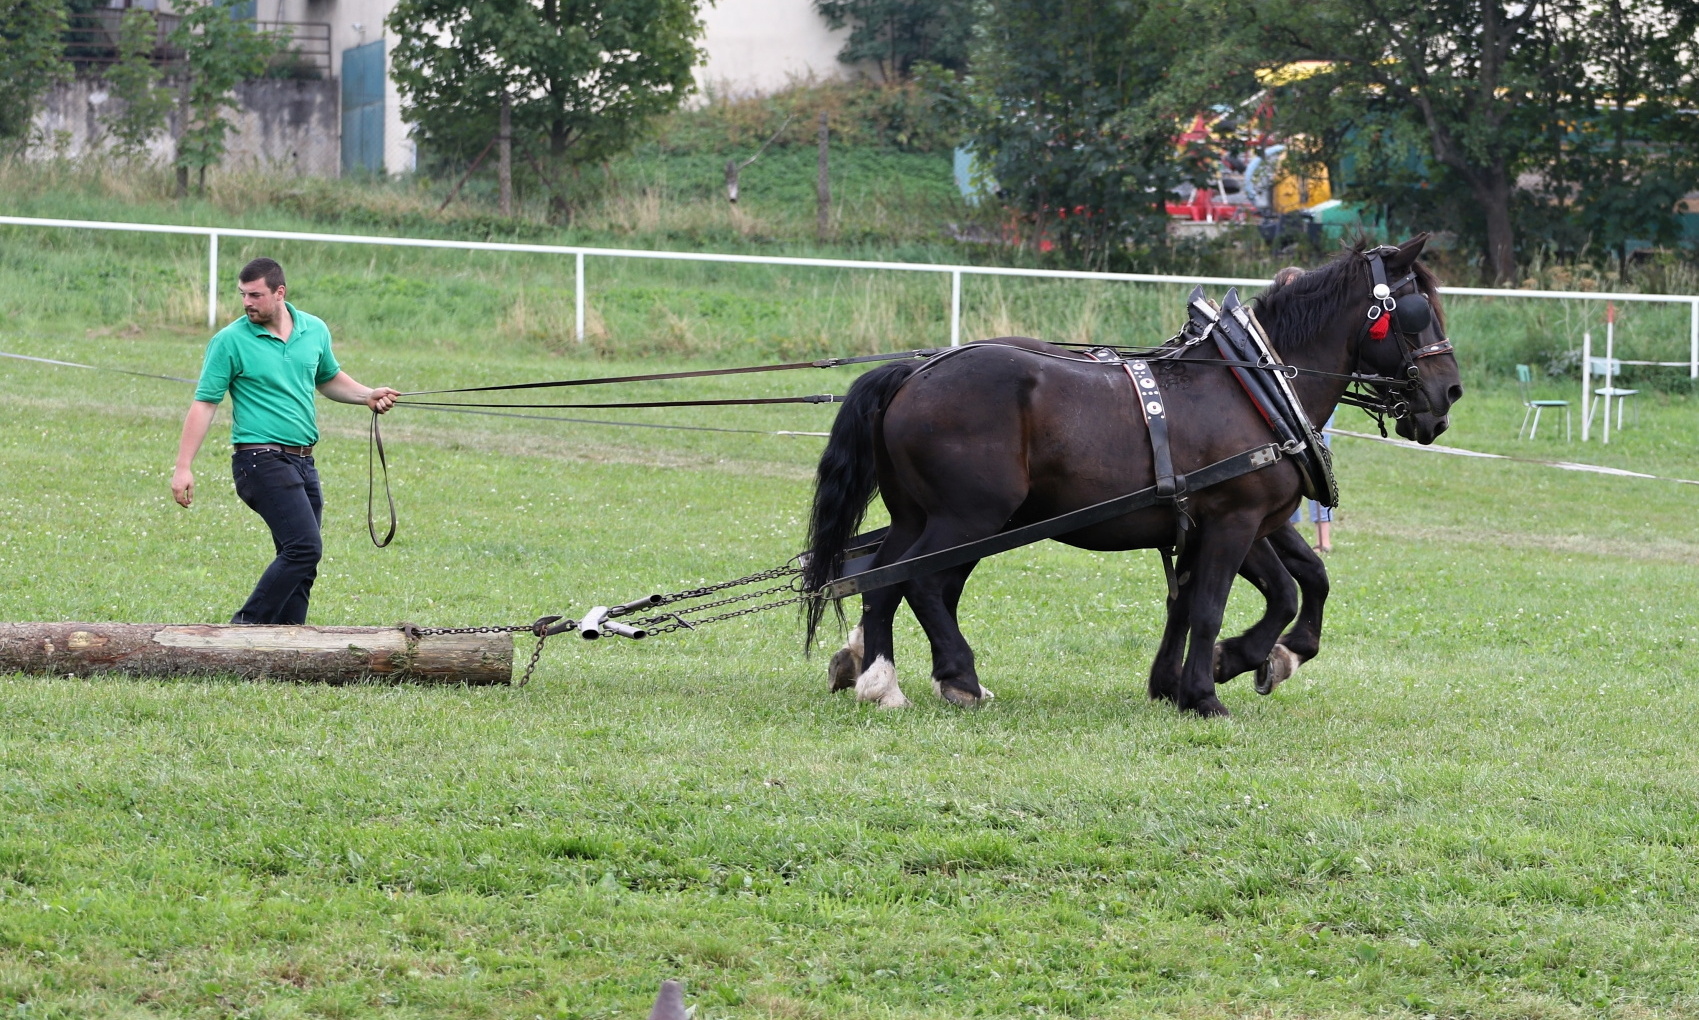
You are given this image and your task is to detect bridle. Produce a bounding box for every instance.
[1334,246,1455,434]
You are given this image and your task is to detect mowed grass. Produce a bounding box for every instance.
[4,231,1699,1018]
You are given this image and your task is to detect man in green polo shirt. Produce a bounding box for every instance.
[171,257,400,625]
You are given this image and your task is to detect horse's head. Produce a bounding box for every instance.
[1353,235,1463,444]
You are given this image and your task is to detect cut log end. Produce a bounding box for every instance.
[0,623,514,685]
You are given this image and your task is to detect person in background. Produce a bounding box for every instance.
[171,257,400,624]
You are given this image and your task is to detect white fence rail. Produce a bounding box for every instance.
[4,214,1697,375]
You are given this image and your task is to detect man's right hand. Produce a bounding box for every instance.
[172,467,195,507]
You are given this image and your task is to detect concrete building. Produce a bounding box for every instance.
[696,0,849,98]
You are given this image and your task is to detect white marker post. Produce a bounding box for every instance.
[206,232,219,328]
[1603,302,1615,445]
[1581,330,1591,442]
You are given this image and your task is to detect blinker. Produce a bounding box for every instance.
[1394,294,1431,334]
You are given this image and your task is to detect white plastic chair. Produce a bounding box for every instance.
[1587,357,1639,431]
[1516,364,1569,440]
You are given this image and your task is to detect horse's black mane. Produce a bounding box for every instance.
[1253,240,1443,356]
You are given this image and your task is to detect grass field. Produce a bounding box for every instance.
[4,213,1699,1019]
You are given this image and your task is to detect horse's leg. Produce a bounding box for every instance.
[1213,537,1299,685]
[850,581,911,708]
[1147,548,1197,704]
[1174,519,1262,717]
[938,560,992,700]
[828,523,920,693]
[903,560,993,707]
[1258,523,1330,693]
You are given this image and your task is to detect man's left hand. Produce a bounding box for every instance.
[367,387,400,413]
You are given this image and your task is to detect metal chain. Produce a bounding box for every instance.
[410,624,539,636]
[638,564,802,610]
[391,564,809,682]
[641,594,809,635]
[403,616,575,686]
[515,631,551,687]
[634,580,802,631]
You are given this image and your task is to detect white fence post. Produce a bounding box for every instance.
[206,232,218,329]
[1603,311,1615,445]
[950,269,962,346]
[575,251,585,343]
[1690,299,1697,379]
[1581,331,1591,442]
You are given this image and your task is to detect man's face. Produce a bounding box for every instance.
[239,278,285,326]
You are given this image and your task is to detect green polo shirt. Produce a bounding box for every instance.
[193,303,341,446]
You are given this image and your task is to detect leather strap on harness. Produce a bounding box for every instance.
[1123,358,1182,501]
[1094,349,1194,598]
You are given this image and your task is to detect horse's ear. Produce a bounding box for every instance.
[1387,233,1431,268]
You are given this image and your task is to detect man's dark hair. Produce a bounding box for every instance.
[239,257,285,291]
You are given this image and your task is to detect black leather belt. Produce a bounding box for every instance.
[235,442,314,456]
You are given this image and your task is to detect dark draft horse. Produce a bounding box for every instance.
[801,236,1462,716]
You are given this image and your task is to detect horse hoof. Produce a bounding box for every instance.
[855,656,909,709]
[827,646,861,693]
[827,626,865,692]
[1254,644,1301,695]
[933,679,990,708]
[1189,696,1231,718]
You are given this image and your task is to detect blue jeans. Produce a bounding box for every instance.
[230,449,323,625]
[1290,500,1332,524]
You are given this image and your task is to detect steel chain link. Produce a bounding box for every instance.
[634,580,804,634]
[398,563,810,684]
[405,617,575,687]
[635,564,802,611]
[641,594,809,635]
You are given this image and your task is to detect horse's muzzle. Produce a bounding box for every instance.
[1398,413,1450,445]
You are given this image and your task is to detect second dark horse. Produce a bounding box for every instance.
[801,237,1463,716]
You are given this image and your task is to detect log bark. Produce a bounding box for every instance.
[0,623,513,685]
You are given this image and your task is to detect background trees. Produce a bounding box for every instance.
[169,0,279,193]
[0,0,69,148]
[103,8,173,161]
[963,0,1218,268]
[387,0,705,219]
[1246,0,1699,282]
[814,0,975,79]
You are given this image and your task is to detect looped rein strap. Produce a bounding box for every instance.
[368,408,397,548]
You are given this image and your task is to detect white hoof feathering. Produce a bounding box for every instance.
[855,656,909,708]
[932,678,995,705]
[847,624,864,661]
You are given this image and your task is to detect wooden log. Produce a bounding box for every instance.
[0,623,513,685]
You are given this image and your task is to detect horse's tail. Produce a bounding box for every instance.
[802,360,920,650]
